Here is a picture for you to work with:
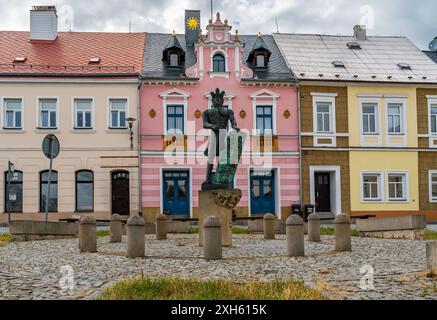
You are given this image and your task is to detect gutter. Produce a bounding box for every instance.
[137,79,142,216]
[296,81,303,207]
[0,73,139,78]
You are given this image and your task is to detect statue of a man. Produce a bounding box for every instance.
[203,88,240,185]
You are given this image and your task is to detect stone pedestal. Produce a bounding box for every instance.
[198,190,240,247]
[426,242,437,273]
[79,216,97,253]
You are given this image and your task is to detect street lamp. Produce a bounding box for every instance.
[126,117,137,150]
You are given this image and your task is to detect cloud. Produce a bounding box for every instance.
[0,0,434,49]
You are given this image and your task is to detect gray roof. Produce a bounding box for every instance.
[141,33,295,82]
[273,33,437,83]
[424,51,437,64]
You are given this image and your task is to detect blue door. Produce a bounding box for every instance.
[250,170,276,215]
[163,171,190,216]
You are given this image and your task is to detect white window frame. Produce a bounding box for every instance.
[427,97,437,136]
[209,49,230,78]
[360,101,379,135]
[360,171,384,203]
[428,170,437,203]
[73,97,94,129]
[250,89,280,136]
[107,97,129,129]
[37,97,59,129]
[312,94,336,135]
[3,98,24,130]
[385,99,406,136]
[386,171,409,203]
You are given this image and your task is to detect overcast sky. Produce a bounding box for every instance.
[0,0,435,49]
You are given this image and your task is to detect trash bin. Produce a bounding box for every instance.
[303,204,315,220]
[291,204,302,217]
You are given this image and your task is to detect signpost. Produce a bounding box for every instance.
[7,161,14,224]
[42,134,60,222]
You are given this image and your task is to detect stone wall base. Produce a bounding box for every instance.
[358,229,425,240]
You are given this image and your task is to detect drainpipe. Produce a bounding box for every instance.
[137,80,142,217]
[296,81,303,206]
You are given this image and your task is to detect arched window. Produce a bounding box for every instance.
[213,53,226,73]
[76,170,94,212]
[4,171,23,213]
[169,53,179,67]
[40,170,58,213]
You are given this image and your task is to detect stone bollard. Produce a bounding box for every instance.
[308,212,321,242]
[203,216,222,260]
[334,214,352,252]
[156,213,168,240]
[426,242,437,274]
[263,214,276,240]
[79,216,97,253]
[126,215,146,258]
[109,214,123,243]
[286,214,305,257]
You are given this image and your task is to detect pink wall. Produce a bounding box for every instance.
[140,16,300,216]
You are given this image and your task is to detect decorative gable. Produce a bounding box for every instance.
[159,88,191,100]
[250,89,280,100]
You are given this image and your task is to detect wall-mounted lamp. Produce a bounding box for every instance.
[126,117,137,150]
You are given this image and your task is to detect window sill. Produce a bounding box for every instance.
[386,199,409,203]
[315,132,335,135]
[388,133,405,137]
[361,199,383,203]
[1,129,25,134]
[71,129,96,134]
[35,128,60,134]
[106,128,128,134]
[362,133,380,136]
[208,71,230,78]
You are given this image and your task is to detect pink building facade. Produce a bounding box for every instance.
[140,12,299,222]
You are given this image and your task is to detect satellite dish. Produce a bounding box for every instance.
[430,36,437,51]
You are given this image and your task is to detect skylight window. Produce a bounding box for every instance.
[332,61,345,68]
[14,56,27,63]
[89,57,101,64]
[397,63,411,70]
[347,41,361,49]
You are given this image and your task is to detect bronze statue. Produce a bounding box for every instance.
[202,88,240,187]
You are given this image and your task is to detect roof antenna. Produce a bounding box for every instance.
[275,18,280,33]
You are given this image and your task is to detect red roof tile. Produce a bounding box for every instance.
[0,31,146,76]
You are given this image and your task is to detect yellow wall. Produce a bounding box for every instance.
[349,151,419,212]
[347,86,417,148]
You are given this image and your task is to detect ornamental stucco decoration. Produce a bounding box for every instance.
[194,109,202,119]
[149,109,157,119]
[239,110,247,119]
[284,110,291,119]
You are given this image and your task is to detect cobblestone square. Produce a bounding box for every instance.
[0,234,436,300]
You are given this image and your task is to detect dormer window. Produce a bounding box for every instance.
[248,34,271,68]
[163,32,185,68]
[213,53,226,73]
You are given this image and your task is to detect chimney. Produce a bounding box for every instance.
[185,9,201,47]
[353,25,367,41]
[30,6,58,41]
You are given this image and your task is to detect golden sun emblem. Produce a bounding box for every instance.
[186,17,199,30]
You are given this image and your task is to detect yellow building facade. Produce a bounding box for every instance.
[348,86,420,216]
